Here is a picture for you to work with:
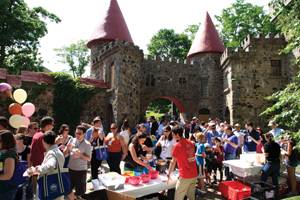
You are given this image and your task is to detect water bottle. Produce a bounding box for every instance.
[248,133,252,142]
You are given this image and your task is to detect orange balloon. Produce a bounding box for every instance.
[9,103,22,115]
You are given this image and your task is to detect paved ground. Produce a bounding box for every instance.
[85,160,226,200]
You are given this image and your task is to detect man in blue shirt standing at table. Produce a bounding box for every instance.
[242,121,260,153]
[223,125,238,181]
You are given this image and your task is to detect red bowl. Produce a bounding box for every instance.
[129,176,141,185]
[121,174,130,183]
[148,171,159,179]
[140,174,151,183]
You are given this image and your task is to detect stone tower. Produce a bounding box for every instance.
[187,12,225,122]
[87,0,143,131]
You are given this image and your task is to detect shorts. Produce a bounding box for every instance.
[213,163,222,171]
[204,170,211,176]
[285,160,299,168]
[197,164,205,178]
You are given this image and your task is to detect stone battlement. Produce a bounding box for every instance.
[220,33,285,66]
[144,55,194,66]
[91,38,143,64]
[0,68,107,88]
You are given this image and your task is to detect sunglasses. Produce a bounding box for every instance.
[75,132,82,135]
[16,138,22,140]
[111,128,117,130]
[64,129,69,131]
[33,128,38,130]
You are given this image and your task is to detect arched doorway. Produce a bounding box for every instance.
[143,96,186,122]
[199,108,210,123]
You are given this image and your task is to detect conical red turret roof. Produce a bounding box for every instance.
[87,0,134,48]
[187,12,225,59]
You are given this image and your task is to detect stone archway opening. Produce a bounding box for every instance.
[145,96,186,122]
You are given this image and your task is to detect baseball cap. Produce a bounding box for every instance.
[204,143,211,148]
[234,123,240,127]
[192,117,198,120]
[214,137,222,142]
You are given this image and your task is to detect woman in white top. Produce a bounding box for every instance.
[155,126,177,160]
[120,120,131,145]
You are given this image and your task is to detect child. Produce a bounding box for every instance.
[150,135,157,153]
[204,143,214,187]
[195,132,206,193]
[212,137,224,184]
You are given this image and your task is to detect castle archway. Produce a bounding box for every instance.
[140,96,187,122]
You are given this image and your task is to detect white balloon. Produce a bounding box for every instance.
[9,115,26,129]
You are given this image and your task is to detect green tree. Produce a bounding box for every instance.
[261,0,300,143]
[184,23,201,40]
[148,98,171,114]
[214,0,279,49]
[54,40,90,78]
[147,29,192,60]
[0,0,61,75]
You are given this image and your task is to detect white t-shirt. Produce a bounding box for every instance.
[120,129,130,144]
[159,137,177,160]
[234,131,243,146]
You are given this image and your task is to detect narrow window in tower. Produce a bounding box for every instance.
[271,60,281,76]
[201,78,209,98]
[179,78,187,89]
[146,75,155,86]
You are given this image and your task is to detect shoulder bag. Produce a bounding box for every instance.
[37,151,70,200]
[3,150,27,188]
[95,138,109,160]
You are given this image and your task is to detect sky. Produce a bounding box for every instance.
[25,0,270,77]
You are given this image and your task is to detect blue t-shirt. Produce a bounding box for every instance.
[243,129,260,152]
[205,131,222,147]
[85,125,105,140]
[196,143,205,165]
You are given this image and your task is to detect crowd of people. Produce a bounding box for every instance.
[0,115,298,200]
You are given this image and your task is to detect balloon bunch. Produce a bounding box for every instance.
[0,83,35,129]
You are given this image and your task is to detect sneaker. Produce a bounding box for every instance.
[87,178,92,183]
[286,191,298,197]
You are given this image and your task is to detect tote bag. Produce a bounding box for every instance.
[3,150,27,188]
[95,138,109,160]
[37,151,70,200]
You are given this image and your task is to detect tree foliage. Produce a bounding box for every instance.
[214,0,279,49]
[147,29,192,60]
[50,72,97,134]
[54,40,90,78]
[261,0,300,145]
[0,0,61,75]
[184,23,201,41]
[148,98,171,114]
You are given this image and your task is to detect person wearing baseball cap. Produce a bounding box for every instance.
[268,120,284,143]
[204,123,222,147]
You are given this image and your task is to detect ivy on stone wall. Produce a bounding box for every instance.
[50,72,96,135]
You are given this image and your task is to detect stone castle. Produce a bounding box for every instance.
[0,0,298,133]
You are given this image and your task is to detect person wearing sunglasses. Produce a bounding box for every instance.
[57,124,73,168]
[105,123,127,174]
[64,125,91,198]
[155,126,176,160]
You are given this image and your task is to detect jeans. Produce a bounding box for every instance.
[224,153,236,181]
[0,186,18,199]
[107,151,122,174]
[261,162,280,198]
[26,177,34,199]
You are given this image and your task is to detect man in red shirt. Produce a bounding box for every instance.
[30,116,54,195]
[167,125,198,200]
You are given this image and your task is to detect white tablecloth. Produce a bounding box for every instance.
[223,160,264,177]
[92,171,179,198]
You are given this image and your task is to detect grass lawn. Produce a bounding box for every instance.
[146,111,165,119]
